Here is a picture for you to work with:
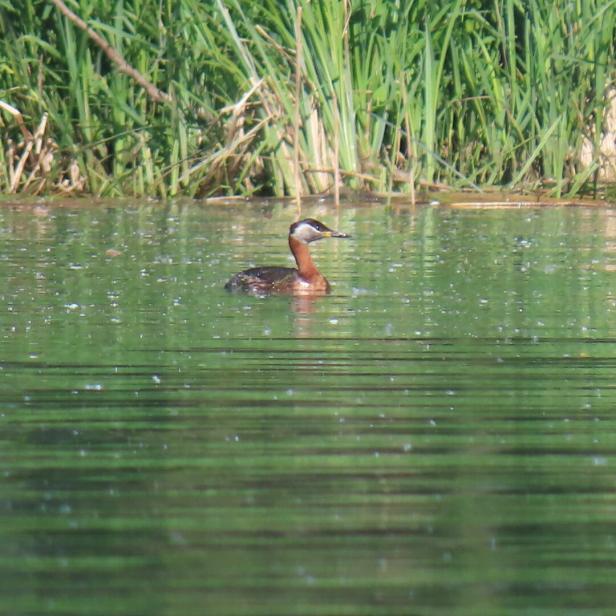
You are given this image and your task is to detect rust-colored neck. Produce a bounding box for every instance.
[289,236,320,279]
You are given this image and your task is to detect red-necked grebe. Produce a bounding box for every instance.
[225,218,349,295]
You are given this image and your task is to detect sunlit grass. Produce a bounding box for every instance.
[0,0,614,197]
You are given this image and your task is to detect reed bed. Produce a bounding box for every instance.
[0,0,614,197]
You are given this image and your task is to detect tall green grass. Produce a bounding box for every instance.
[0,0,614,197]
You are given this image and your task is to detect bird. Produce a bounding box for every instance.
[225,218,349,295]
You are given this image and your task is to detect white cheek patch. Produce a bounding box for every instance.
[292,222,313,242]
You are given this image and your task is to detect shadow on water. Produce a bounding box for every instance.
[1,196,616,615]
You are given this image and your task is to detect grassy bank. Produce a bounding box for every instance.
[0,0,614,198]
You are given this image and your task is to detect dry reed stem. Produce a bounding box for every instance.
[22,114,49,191]
[7,140,15,187]
[10,141,34,192]
[220,79,263,116]
[580,86,616,181]
[0,100,33,141]
[7,114,50,192]
[1,102,84,194]
[185,117,270,180]
[183,79,268,189]
[255,25,295,63]
[447,199,605,209]
[400,76,416,206]
[305,166,378,183]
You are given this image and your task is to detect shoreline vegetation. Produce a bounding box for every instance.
[0,0,615,200]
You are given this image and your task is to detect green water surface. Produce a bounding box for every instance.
[1,199,616,615]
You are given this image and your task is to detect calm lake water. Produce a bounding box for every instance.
[1,197,616,615]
